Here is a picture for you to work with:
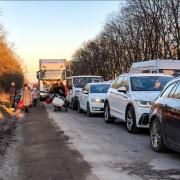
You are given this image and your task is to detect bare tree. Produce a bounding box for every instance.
[71,0,180,80]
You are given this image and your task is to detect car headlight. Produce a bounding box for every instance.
[137,100,152,108]
[91,98,104,103]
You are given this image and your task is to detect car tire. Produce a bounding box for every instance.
[54,106,57,112]
[87,103,92,117]
[150,118,167,152]
[78,101,82,113]
[104,102,115,124]
[126,106,139,133]
[71,98,77,110]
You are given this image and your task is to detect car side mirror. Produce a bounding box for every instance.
[83,90,88,94]
[117,87,127,93]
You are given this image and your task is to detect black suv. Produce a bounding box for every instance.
[149,77,180,153]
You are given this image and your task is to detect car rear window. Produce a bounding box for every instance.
[90,84,111,93]
[73,77,102,88]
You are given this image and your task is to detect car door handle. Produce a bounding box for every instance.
[123,96,128,98]
[163,104,168,108]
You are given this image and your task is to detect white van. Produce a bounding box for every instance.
[130,60,180,76]
[66,76,103,110]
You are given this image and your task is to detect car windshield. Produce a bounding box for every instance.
[131,76,173,91]
[74,77,102,88]
[90,84,111,93]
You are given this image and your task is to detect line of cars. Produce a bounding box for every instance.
[64,60,180,153]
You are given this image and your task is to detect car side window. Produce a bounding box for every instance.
[142,70,150,73]
[161,83,176,98]
[116,76,124,89]
[83,84,88,91]
[67,79,72,89]
[151,69,158,73]
[111,77,119,89]
[121,76,129,91]
[172,82,180,99]
[87,85,89,93]
[168,82,179,99]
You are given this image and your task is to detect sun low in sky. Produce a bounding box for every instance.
[0,1,120,82]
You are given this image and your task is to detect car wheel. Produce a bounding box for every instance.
[78,101,82,113]
[126,106,139,133]
[150,118,166,152]
[71,98,76,110]
[87,103,92,117]
[54,106,57,112]
[104,102,115,124]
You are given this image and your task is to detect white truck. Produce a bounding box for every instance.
[130,59,180,76]
[37,59,67,100]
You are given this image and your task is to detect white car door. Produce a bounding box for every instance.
[66,78,73,103]
[78,90,83,109]
[81,84,89,110]
[108,76,124,118]
[116,76,130,120]
[108,78,119,115]
[113,76,125,118]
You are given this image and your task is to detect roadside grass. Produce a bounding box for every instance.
[0,93,17,156]
[0,93,14,116]
[0,93,10,107]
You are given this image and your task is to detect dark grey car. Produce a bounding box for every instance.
[149,77,180,153]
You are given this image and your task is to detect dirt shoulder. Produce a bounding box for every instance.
[1,103,91,180]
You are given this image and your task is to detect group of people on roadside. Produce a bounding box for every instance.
[50,80,68,98]
[9,82,39,113]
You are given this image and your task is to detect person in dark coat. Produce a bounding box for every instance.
[59,82,66,98]
[9,82,16,109]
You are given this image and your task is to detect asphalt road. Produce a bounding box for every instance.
[47,104,180,180]
[0,104,91,180]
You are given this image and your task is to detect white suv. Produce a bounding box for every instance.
[104,73,173,133]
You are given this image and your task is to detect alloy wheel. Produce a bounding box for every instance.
[87,104,91,117]
[126,110,133,130]
[151,120,161,149]
[104,104,109,121]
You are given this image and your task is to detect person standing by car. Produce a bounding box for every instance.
[9,82,16,110]
[64,81,69,97]
[32,85,39,107]
[21,84,32,113]
[58,82,66,98]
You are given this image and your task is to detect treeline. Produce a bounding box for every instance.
[71,0,180,80]
[0,24,24,92]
